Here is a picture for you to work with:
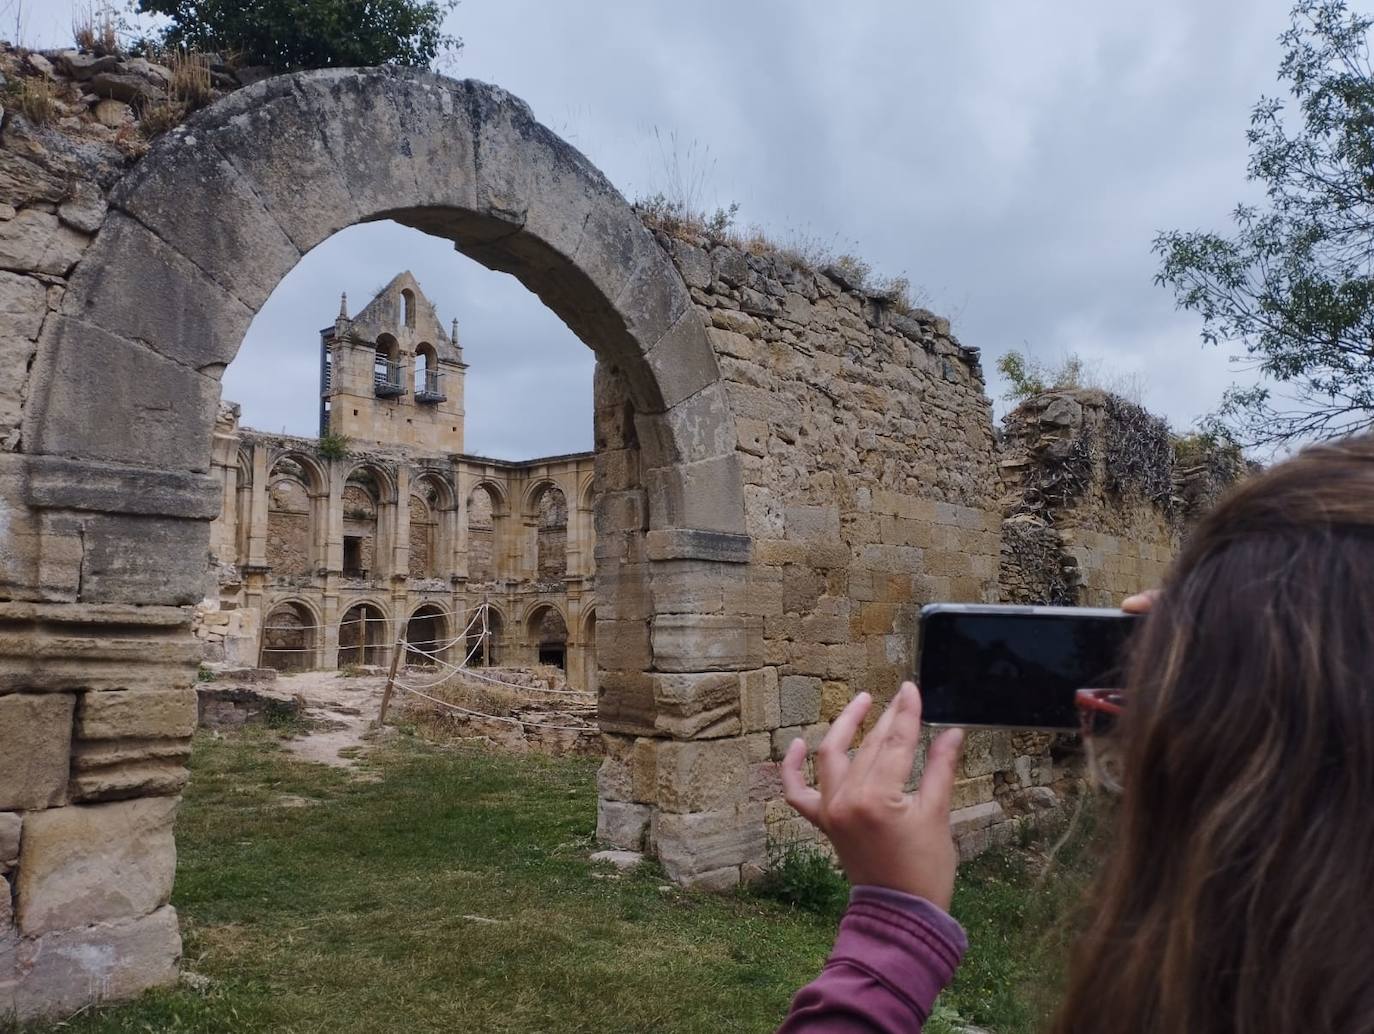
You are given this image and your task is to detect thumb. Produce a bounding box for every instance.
[917,727,965,816]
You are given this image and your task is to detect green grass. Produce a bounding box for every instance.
[21,731,1103,1034]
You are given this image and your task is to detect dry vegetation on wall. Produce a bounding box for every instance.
[633,192,929,317]
[0,29,252,157]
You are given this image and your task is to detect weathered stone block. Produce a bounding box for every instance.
[651,613,764,672]
[654,738,747,814]
[0,271,47,340]
[651,671,741,739]
[0,693,74,810]
[648,560,728,615]
[16,796,178,936]
[739,667,780,733]
[646,311,723,412]
[646,453,748,536]
[77,513,214,606]
[596,670,657,737]
[959,730,1015,778]
[680,866,741,892]
[653,802,766,880]
[76,687,198,741]
[23,315,220,473]
[596,799,651,851]
[59,213,255,370]
[0,812,19,871]
[780,675,823,726]
[595,619,653,673]
[951,774,995,810]
[69,760,190,803]
[13,906,180,1020]
[770,722,827,760]
[0,928,14,1021]
[596,754,632,802]
[820,680,851,721]
[784,503,841,543]
[950,800,1004,838]
[0,208,88,276]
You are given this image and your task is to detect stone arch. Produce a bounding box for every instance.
[404,602,449,665]
[23,68,745,536]
[465,601,507,667]
[374,332,401,395]
[259,596,322,671]
[465,481,502,584]
[7,70,759,1012]
[266,454,322,579]
[414,341,438,397]
[408,471,454,580]
[527,479,568,585]
[526,602,569,670]
[337,599,391,667]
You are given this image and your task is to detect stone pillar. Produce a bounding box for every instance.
[391,465,411,585]
[324,460,344,574]
[207,404,240,563]
[245,445,270,569]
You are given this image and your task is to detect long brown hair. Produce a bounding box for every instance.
[1052,435,1374,1034]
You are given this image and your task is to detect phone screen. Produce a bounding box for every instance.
[918,608,1138,729]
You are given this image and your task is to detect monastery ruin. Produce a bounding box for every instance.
[200,272,597,689]
[0,49,1242,1019]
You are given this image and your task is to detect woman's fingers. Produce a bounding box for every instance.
[860,682,927,791]
[815,691,872,792]
[917,727,966,815]
[1122,588,1159,614]
[780,736,823,824]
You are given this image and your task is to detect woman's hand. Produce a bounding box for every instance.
[779,682,966,910]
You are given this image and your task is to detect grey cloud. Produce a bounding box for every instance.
[38,0,1298,449]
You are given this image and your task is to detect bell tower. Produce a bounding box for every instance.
[319,272,467,453]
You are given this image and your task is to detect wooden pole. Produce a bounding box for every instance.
[376,635,406,727]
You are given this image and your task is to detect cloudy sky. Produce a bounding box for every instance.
[24,0,1298,459]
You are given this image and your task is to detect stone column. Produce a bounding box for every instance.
[245,445,270,569]
[324,461,344,575]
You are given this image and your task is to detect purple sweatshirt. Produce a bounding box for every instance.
[777,887,968,1033]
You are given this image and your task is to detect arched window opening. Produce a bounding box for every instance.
[583,608,597,692]
[261,601,316,672]
[529,605,568,670]
[400,287,416,328]
[342,470,380,579]
[414,343,444,403]
[266,459,313,581]
[338,602,387,668]
[405,605,448,665]
[534,484,568,586]
[465,605,504,667]
[467,485,497,584]
[374,334,403,397]
[407,492,434,579]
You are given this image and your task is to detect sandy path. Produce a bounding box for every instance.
[251,669,390,769]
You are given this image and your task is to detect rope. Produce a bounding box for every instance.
[400,640,592,698]
[397,684,596,733]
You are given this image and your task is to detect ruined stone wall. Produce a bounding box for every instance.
[998,389,1183,607]
[0,45,205,1019]
[594,232,1022,873]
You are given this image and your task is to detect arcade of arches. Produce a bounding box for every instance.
[199,274,595,691]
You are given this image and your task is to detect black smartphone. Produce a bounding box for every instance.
[917,603,1140,730]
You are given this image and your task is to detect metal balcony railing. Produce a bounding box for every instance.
[374,360,405,398]
[415,370,446,404]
